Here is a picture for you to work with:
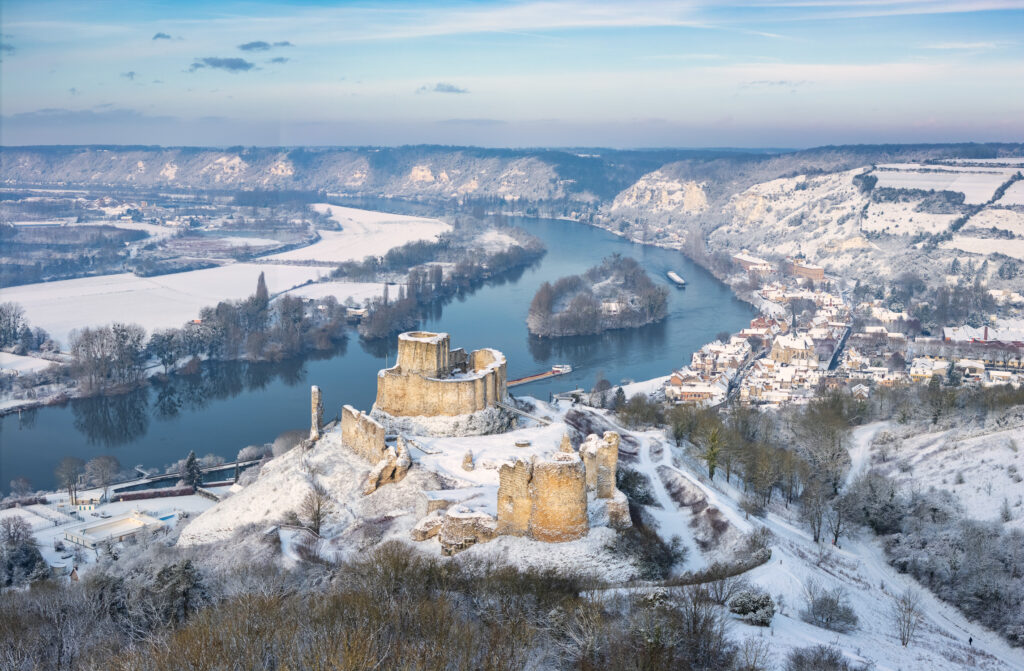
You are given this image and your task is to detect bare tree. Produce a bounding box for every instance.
[300,481,333,535]
[891,588,924,647]
[85,455,121,501]
[8,477,32,498]
[55,457,85,504]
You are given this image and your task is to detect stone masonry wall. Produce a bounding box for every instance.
[497,459,533,536]
[340,404,387,463]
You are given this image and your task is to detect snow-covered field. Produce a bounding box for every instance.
[0,263,327,347]
[966,206,1024,236]
[872,165,1017,204]
[0,351,59,375]
[998,181,1024,206]
[267,204,451,264]
[942,236,1024,261]
[861,200,956,235]
[283,280,386,305]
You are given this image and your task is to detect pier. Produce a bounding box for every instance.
[508,365,572,388]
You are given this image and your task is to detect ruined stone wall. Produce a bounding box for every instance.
[340,404,386,463]
[310,386,324,441]
[497,459,533,536]
[581,432,620,498]
[495,453,589,543]
[530,453,589,543]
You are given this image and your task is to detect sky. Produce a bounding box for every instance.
[0,0,1022,148]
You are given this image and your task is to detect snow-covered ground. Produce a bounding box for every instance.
[865,421,1024,529]
[998,181,1024,206]
[0,263,328,347]
[873,165,1018,204]
[0,351,59,375]
[266,204,451,264]
[861,200,956,235]
[942,236,1024,261]
[283,280,386,305]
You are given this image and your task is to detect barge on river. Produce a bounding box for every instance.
[508,365,573,387]
[666,270,686,287]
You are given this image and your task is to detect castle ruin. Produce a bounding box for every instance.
[372,331,511,435]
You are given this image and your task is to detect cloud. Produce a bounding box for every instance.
[189,57,256,73]
[152,32,171,40]
[238,40,271,51]
[273,41,294,47]
[742,79,810,87]
[922,41,1007,50]
[417,82,469,94]
[121,71,136,80]
[0,43,14,54]
[268,57,289,64]
[68,87,80,95]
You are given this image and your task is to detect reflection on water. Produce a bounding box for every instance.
[2,215,754,493]
[526,320,668,370]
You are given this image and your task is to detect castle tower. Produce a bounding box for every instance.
[529,453,588,543]
[396,331,451,378]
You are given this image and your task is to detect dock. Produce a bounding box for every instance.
[508,365,572,388]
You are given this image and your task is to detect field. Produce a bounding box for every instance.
[942,236,1024,261]
[872,164,1017,204]
[267,204,451,264]
[860,200,956,235]
[998,181,1024,206]
[0,263,327,347]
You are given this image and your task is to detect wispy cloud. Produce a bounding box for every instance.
[189,57,256,73]
[273,41,294,47]
[742,79,810,87]
[152,32,171,40]
[417,82,469,94]
[0,42,14,54]
[922,40,1009,50]
[268,57,289,64]
[121,71,136,80]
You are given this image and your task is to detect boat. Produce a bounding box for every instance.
[666,270,686,287]
[551,364,573,373]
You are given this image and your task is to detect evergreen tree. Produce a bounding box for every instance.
[153,560,208,625]
[182,451,203,488]
[254,271,269,309]
[614,386,626,410]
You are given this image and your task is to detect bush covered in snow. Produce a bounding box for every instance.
[728,589,775,626]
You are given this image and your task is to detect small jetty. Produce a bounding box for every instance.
[508,365,573,387]
[666,270,686,287]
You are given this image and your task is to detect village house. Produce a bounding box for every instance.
[733,252,774,275]
[666,370,729,406]
[909,356,949,382]
[785,257,825,281]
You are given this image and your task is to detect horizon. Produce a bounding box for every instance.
[1,1,1023,147]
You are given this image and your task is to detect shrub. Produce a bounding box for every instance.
[606,522,687,580]
[729,589,775,626]
[616,468,655,506]
[800,580,859,633]
[785,644,870,671]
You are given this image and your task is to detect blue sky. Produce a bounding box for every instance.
[1,0,1022,147]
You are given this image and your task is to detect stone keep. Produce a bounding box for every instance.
[310,385,324,441]
[374,331,507,418]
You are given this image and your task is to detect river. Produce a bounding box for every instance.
[0,216,755,493]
